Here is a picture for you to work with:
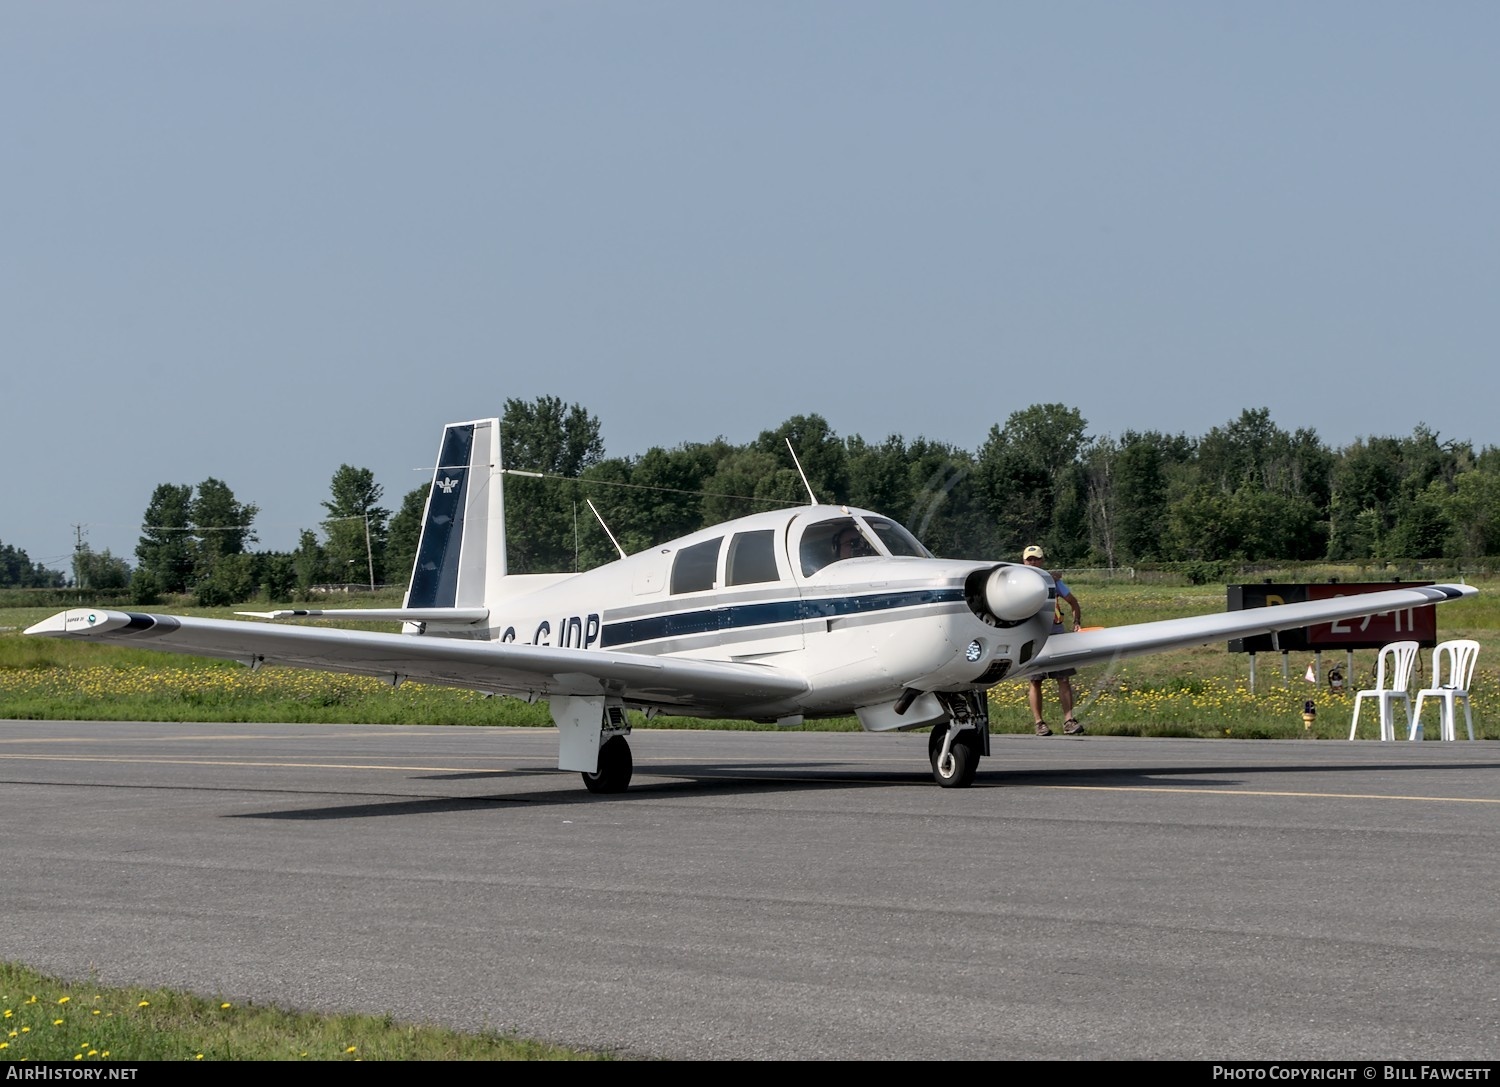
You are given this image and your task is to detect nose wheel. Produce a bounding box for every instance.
[928,725,978,788]
[927,690,989,788]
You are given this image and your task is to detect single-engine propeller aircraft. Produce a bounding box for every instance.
[28,418,1477,792]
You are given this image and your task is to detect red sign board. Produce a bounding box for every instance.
[1303,583,1438,647]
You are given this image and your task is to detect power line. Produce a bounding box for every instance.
[497,468,788,507]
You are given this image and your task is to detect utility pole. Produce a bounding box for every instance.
[364,511,376,591]
[72,523,89,590]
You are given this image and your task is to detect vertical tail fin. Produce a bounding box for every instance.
[403,418,506,609]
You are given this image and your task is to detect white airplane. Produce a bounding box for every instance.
[27,418,1478,792]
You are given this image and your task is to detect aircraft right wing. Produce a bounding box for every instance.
[1022,583,1477,676]
[24,608,809,711]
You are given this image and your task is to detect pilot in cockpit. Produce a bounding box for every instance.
[831,525,869,561]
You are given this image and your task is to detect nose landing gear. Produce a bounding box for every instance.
[927,690,990,788]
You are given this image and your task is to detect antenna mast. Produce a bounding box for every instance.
[785,439,819,505]
[587,499,628,560]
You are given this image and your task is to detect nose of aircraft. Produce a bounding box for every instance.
[982,564,1051,622]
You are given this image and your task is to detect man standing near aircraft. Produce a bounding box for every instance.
[1023,544,1084,736]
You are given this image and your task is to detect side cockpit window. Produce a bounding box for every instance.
[670,537,722,594]
[726,529,780,586]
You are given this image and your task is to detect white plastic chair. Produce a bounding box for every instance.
[1411,639,1480,741]
[1349,640,1419,741]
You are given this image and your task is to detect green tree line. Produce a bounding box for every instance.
[9,397,1495,602]
[0,541,66,589]
[507,400,1500,575]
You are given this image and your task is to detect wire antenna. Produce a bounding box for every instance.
[786,439,819,505]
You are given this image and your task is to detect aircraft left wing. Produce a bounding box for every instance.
[24,609,809,709]
[1023,583,1477,676]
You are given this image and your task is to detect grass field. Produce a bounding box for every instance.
[2,576,1494,739]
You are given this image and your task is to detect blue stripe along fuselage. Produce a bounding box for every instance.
[600,587,967,649]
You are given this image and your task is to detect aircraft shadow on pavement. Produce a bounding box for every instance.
[1001,758,1500,788]
[230,763,918,820]
[226,755,1500,821]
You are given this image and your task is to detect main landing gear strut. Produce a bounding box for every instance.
[552,696,634,794]
[927,690,991,788]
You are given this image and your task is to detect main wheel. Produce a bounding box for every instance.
[930,735,978,789]
[581,735,633,794]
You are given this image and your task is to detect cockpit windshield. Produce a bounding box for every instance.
[796,514,932,576]
[863,516,932,559]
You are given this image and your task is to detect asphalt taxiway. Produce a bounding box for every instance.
[2,720,1497,1060]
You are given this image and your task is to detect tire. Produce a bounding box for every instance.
[930,735,978,789]
[581,735,633,794]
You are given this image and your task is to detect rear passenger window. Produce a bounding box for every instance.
[726,530,779,586]
[670,537,722,594]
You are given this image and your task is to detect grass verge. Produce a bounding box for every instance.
[0,962,608,1061]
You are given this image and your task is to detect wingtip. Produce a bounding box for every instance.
[24,608,127,636]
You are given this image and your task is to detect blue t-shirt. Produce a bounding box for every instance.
[1052,577,1072,632]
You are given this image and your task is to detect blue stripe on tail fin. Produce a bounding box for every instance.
[404,419,504,609]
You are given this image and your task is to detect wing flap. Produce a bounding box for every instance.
[234,607,489,623]
[25,609,808,708]
[1025,584,1477,674]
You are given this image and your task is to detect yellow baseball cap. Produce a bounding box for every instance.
[1022,545,1045,561]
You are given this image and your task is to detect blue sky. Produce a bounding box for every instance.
[4,2,1496,570]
